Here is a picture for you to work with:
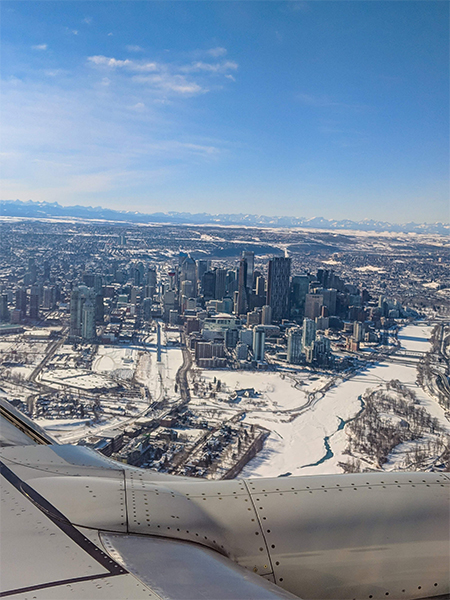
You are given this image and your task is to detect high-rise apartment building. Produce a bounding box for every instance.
[70,286,96,337]
[143,298,152,322]
[302,318,316,351]
[353,321,365,342]
[304,293,323,320]
[15,288,27,315]
[0,294,9,322]
[255,276,265,298]
[266,256,291,322]
[28,258,37,284]
[261,305,272,325]
[322,289,337,315]
[70,288,82,337]
[287,327,303,364]
[81,300,96,340]
[253,325,266,362]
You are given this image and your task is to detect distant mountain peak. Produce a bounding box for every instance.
[0,199,448,235]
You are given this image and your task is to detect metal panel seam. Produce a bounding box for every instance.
[242,479,276,579]
[122,469,130,533]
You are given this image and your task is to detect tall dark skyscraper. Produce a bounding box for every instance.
[29,285,39,319]
[290,275,310,320]
[15,288,27,314]
[237,257,248,315]
[242,251,254,290]
[0,294,9,322]
[266,256,291,322]
[201,271,216,299]
[214,268,227,300]
[70,287,82,337]
[196,260,209,283]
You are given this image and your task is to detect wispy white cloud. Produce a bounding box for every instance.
[180,60,238,74]
[132,74,205,96]
[88,55,158,71]
[32,44,47,51]
[207,47,227,57]
[143,140,220,157]
[88,54,237,96]
[82,17,92,25]
[89,55,133,68]
[126,45,144,52]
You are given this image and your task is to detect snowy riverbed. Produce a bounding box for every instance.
[240,322,447,478]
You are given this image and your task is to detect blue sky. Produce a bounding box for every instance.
[1,1,448,222]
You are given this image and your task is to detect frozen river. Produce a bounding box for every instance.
[241,322,449,478]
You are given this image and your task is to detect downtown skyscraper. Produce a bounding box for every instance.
[266,256,291,322]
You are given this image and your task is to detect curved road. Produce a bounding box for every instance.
[176,335,192,404]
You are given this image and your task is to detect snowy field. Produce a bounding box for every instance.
[397,322,434,353]
[239,323,447,478]
[38,368,117,390]
[40,414,139,443]
[93,345,138,380]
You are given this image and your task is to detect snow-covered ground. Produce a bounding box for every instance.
[135,344,183,403]
[93,345,138,380]
[38,368,117,390]
[239,322,447,478]
[397,323,434,353]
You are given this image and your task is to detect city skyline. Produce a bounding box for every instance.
[1,1,448,222]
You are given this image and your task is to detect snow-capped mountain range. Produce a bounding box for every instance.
[1,199,448,234]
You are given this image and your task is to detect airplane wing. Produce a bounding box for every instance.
[0,399,298,600]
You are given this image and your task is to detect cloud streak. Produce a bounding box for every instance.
[126,45,144,52]
[32,44,47,50]
[180,60,238,74]
[87,53,237,96]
